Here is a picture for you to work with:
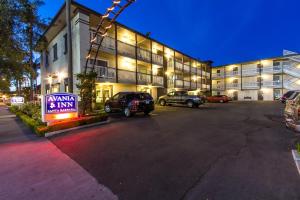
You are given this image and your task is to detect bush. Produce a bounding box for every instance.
[10,103,42,124]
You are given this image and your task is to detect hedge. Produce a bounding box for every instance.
[10,106,108,136]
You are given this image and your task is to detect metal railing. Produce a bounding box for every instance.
[153,76,164,86]
[118,69,136,84]
[152,53,163,66]
[137,73,151,84]
[137,48,151,62]
[117,41,135,58]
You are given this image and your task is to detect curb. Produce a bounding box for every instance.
[291,150,300,175]
[45,120,110,138]
[0,115,16,119]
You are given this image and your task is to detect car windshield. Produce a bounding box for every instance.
[288,92,300,100]
[285,91,296,98]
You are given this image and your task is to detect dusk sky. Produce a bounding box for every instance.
[39,0,300,66]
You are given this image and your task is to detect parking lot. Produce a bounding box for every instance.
[50,102,300,200]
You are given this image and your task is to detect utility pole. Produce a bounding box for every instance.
[66,0,73,93]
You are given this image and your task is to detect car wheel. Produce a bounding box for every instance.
[144,110,150,115]
[187,100,194,108]
[123,107,131,117]
[104,105,111,113]
[159,99,166,106]
[219,100,224,103]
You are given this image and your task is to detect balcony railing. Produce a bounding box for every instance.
[242,68,259,76]
[118,69,136,84]
[184,81,190,88]
[175,80,183,88]
[212,73,225,79]
[137,73,151,85]
[117,41,135,58]
[261,81,282,87]
[191,82,197,89]
[152,53,163,66]
[183,64,190,73]
[226,70,239,77]
[273,66,282,73]
[212,85,225,90]
[137,48,151,62]
[226,83,240,89]
[242,82,259,89]
[94,66,116,80]
[175,61,183,71]
[153,76,164,86]
[191,67,197,74]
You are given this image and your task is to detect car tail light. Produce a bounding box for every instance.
[130,100,139,111]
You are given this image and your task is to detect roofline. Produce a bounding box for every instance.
[41,0,211,64]
[213,53,300,68]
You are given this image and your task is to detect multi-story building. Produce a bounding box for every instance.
[39,1,212,102]
[212,50,300,101]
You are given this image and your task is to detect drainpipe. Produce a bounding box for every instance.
[66,0,73,93]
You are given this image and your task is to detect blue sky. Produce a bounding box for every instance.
[39,0,300,66]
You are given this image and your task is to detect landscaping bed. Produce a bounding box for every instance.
[9,103,108,137]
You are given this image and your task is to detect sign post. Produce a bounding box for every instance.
[42,93,78,124]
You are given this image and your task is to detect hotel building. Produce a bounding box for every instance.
[212,50,300,101]
[39,1,212,102]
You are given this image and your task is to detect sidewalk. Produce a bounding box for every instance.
[0,104,117,200]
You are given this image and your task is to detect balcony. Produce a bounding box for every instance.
[226,70,239,77]
[262,81,282,88]
[137,73,151,85]
[153,76,164,86]
[212,73,224,79]
[242,68,259,77]
[242,82,259,89]
[191,67,197,74]
[117,41,135,58]
[212,85,225,90]
[273,66,282,73]
[90,33,116,54]
[261,67,274,74]
[184,81,190,89]
[152,53,163,66]
[226,83,240,89]
[118,70,136,84]
[175,80,183,88]
[183,64,190,73]
[137,48,151,63]
[94,66,116,81]
[191,82,197,89]
[175,61,183,71]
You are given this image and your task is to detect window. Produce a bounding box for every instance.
[217,69,220,74]
[233,67,238,71]
[273,61,280,66]
[64,34,68,54]
[53,43,58,61]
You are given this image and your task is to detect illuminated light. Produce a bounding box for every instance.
[2,78,5,81]
[54,113,72,120]
[2,95,6,99]
[164,49,173,59]
[260,88,271,93]
[297,80,300,85]
[297,64,300,69]
[57,72,66,82]
[192,76,197,82]
[47,76,53,85]
[152,68,158,75]
[86,54,91,59]
[261,60,271,66]
[102,13,109,19]
[165,71,171,76]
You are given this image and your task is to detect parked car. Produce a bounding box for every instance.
[281,91,300,103]
[158,91,205,108]
[207,95,229,103]
[284,93,300,132]
[104,92,154,117]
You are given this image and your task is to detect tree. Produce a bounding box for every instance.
[18,0,47,100]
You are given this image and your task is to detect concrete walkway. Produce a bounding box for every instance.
[0,103,117,200]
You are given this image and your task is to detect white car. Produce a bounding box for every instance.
[284,93,300,132]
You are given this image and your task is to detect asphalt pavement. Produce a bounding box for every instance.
[50,102,300,200]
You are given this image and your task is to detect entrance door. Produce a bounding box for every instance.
[233,91,238,100]
[258,90,264,100]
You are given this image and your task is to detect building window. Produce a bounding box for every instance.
[64,34,68,54]
[273,61,280,66]
[217,69,220,74]
[53,43,58,62]
[233,67,238,71]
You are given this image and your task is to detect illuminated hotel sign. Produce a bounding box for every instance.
[11,97,24,105]
[42,93,78,123]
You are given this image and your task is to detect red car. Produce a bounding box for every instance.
[207,95,229,103]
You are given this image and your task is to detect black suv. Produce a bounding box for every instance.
[104,92,155,117]
[158,91,205,108]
